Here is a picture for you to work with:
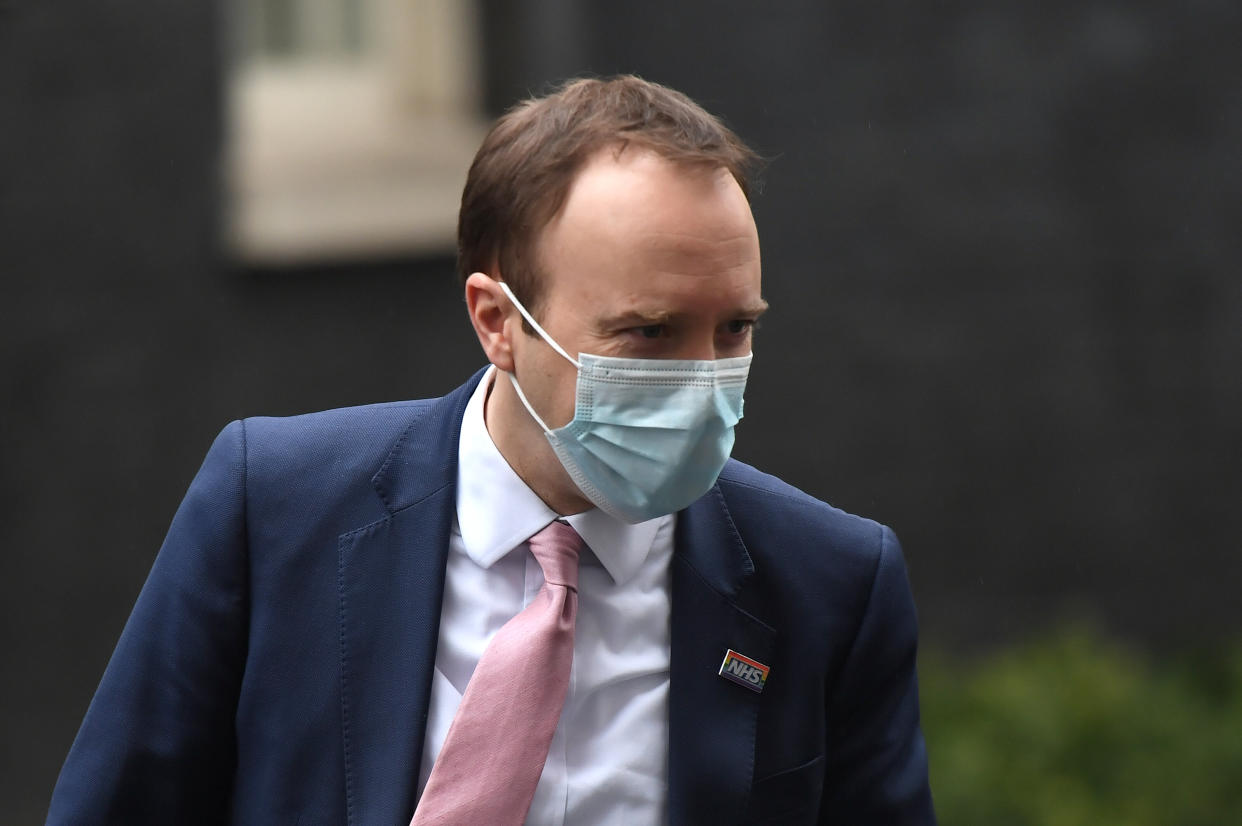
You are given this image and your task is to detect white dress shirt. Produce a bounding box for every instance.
[417,367,674,825]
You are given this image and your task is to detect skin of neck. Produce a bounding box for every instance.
[483,363,595,517]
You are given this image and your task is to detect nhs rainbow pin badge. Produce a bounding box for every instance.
[718,649,770,693]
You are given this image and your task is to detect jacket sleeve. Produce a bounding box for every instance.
[819,526,936,824]
[47,421,250,825]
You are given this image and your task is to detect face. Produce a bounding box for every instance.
[510,147,766,430]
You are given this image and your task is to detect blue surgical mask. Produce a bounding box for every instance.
[499,281,751,524]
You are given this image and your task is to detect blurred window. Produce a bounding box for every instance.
[227,0,487,266]
[243,0,368,59]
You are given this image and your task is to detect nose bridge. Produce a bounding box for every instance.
[676,318,720,361]
[682,341,718,362]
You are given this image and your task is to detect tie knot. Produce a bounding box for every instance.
[528,520,582,590]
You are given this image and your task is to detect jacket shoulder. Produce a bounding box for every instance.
[230,400,439,524]
[714,458,905,612]
[716,458,892,556]
[242,399,434,455]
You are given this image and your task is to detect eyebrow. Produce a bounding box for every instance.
[600,300,770,329]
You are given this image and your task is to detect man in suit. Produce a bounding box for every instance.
[49,76,935,824]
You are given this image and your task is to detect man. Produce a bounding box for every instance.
[48,76,935,825]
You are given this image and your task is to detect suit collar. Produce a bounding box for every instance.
[370,367,487,515]
[674,477,756,598]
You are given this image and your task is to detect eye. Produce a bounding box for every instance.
[724,319,755,335]
[636,324,665,339]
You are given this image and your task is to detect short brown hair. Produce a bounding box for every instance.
[457,75,760,315]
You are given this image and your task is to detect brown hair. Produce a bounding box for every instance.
[457,75,760,316]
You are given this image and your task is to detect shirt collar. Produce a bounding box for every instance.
[455,366,668,585]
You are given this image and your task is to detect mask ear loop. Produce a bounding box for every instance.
[506,369,554,434]
[498,281,581,369]
[496,280,578,435]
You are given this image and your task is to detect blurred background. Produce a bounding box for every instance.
[3,0,1240,822]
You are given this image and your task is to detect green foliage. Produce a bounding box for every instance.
[919,628,1242,826]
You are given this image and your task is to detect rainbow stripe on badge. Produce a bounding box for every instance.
[718,649,770,693]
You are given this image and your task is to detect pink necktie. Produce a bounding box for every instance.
[411,520,583,826]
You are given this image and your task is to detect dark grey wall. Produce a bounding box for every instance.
[4,0,1240,821]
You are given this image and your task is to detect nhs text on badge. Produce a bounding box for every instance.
[718,649,770,693]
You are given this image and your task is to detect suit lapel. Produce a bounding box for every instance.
[337,370,484,826]
[669,481,776,826]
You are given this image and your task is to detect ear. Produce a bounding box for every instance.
[464,272,518,373]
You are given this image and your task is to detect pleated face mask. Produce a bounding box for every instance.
[499,281,751,524]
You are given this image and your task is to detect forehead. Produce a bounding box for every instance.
[534,148,760,295]
[558,146,750,226]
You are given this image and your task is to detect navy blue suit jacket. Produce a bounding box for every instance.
[49,370,934,825]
